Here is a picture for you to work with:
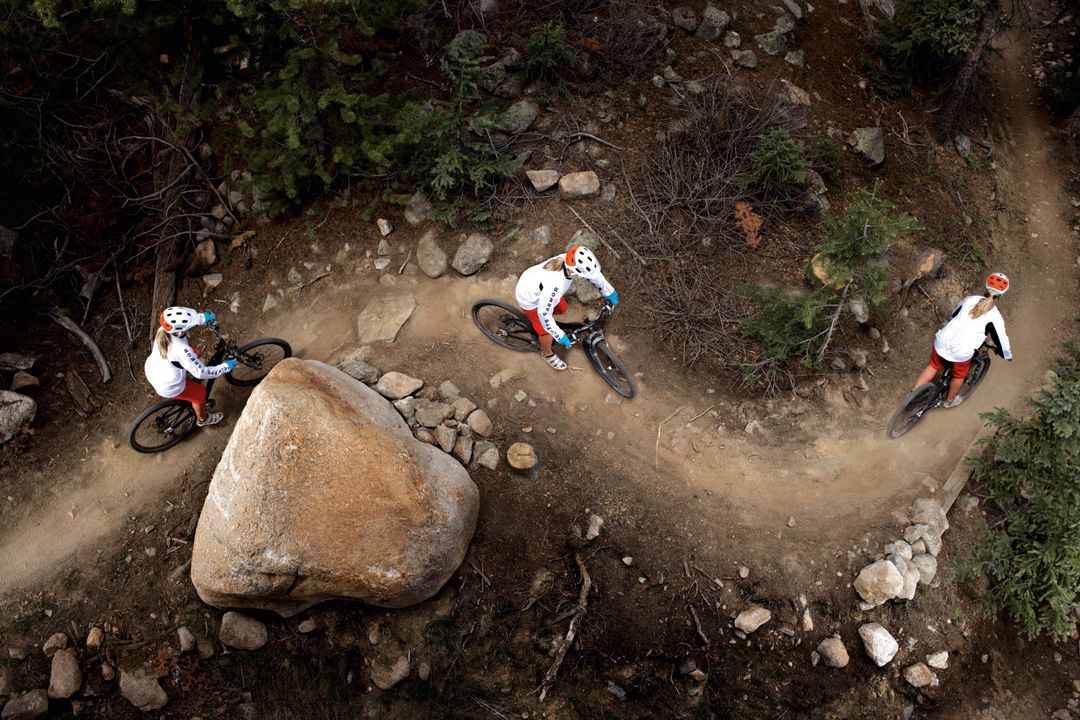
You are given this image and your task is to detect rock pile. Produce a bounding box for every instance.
[853,497,948,609]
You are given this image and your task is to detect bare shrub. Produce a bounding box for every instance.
[608,82,807,380]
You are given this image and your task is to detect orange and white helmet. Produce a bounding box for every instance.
[160,306,201,337]
[985,272,1009,297]
[565,245,601,280]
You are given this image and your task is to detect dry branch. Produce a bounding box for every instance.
[538,553,592,702]
[48,310,112,383]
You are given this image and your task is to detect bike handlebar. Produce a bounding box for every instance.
[566,302,615,346]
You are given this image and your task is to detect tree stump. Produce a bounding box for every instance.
[507,442,538,479]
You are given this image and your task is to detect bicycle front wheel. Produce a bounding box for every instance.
[471,300,538,352]
[128,400,197,453]
[960,355,991,400]
[585,339,636,398]
[226,338,292,387]
[886,383,939,439]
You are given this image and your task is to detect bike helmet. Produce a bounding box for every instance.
[985,272,1010,297]
[160,306,201,337]
[565,245,601,280]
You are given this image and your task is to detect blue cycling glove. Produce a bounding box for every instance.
[202,312,217,323]
[604,290,619,307]
[224,358,238,371]
[556,335,572,350]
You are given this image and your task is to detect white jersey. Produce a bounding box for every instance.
[143,335,231,398]
[514,257,615,341]
[934,295,1013,362]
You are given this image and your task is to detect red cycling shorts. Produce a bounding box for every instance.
[929,348,970,379]
[522,298,568,337]
[173,377,207,406]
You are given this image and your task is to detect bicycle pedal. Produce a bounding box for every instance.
[206,399,216,409]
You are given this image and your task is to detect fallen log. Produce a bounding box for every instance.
[48,310,112,383]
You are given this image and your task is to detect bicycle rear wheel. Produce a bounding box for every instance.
[886,383,940,439]
[471,300,538,352]
[128,400,197,453]
[226,338,292,387]
[585,339,636,398]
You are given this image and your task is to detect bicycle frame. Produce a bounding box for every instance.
[564,303,614,347]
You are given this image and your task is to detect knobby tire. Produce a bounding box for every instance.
[128,399,197,453]
[886,383,940,439]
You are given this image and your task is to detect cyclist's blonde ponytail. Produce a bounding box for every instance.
[154,327,171,358]
[969,294,995,319]
[543,256,566,272]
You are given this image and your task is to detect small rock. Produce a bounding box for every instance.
[219,611,268,651]
[178,626,196,653]
[203,273,224,290]
[926,651,949,669]
[414,400,453,428]
[910,497,949,532]
[607,681,627,701]
[192,238,217,270]
[802,608,814,632]
[911,554,938,585]
[782,80,811,106]
[370,655,409,689]
[377,218,393,236]
[452,233,494,276]
[435,425,458,453]
[196,635,214,659]
[417,661,431,681]
[586,513,604,540]
[101,663,115,682]
[734,606,772,633]
[854,559,904,605]
[339,358,381,385]
[262,294,279,312]
[467,409,494,437]
[416,230,448,279]
[1,690,48,720]
[817,636,849,668]
[622,556,634,566]
[452,397,477,421]
[910,539,927,555]
[86,627,104,649]
[723,31,741,47]
[903,662,935,688]
[782,0,804,20]
[672,6,697,32]
[415,427,437,445]
[696,3,731,40]
[526,170,560,192]
[739,566,750,579]
[957,495,980,513]
[849,348,867,370]
[755,30,788,55]
[897,566,920,601]
[452,435,474,465]
[884,540,913,560]
[120,667,168,711]
[476,444,499,470]
[532,225,553,245]
[48,649,82,699]
[859,623,898,667]
[849,127,885,166]
[495,99,539,135]
[784,49,805,67]
[849,297,870,324]
[513,389,527,402]
[42,632,69,657]
[731,49,758,68]
[437,380,460,403]
[374,372,424,400]
[559,171,601,199]
[404,191,433,225]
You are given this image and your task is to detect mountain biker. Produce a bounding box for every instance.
[143,306,236,426]
[514,245,619,371]
[911,272,1013,408]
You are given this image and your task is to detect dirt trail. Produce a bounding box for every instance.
[0,25,1075,596]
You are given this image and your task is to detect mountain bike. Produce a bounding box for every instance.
[886,341,1000,439]
[127,322,291,453]
[471,299,636,398]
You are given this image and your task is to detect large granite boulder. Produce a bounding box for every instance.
[191,359,480,616]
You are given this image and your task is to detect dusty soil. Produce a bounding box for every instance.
[1,2,1079,719]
